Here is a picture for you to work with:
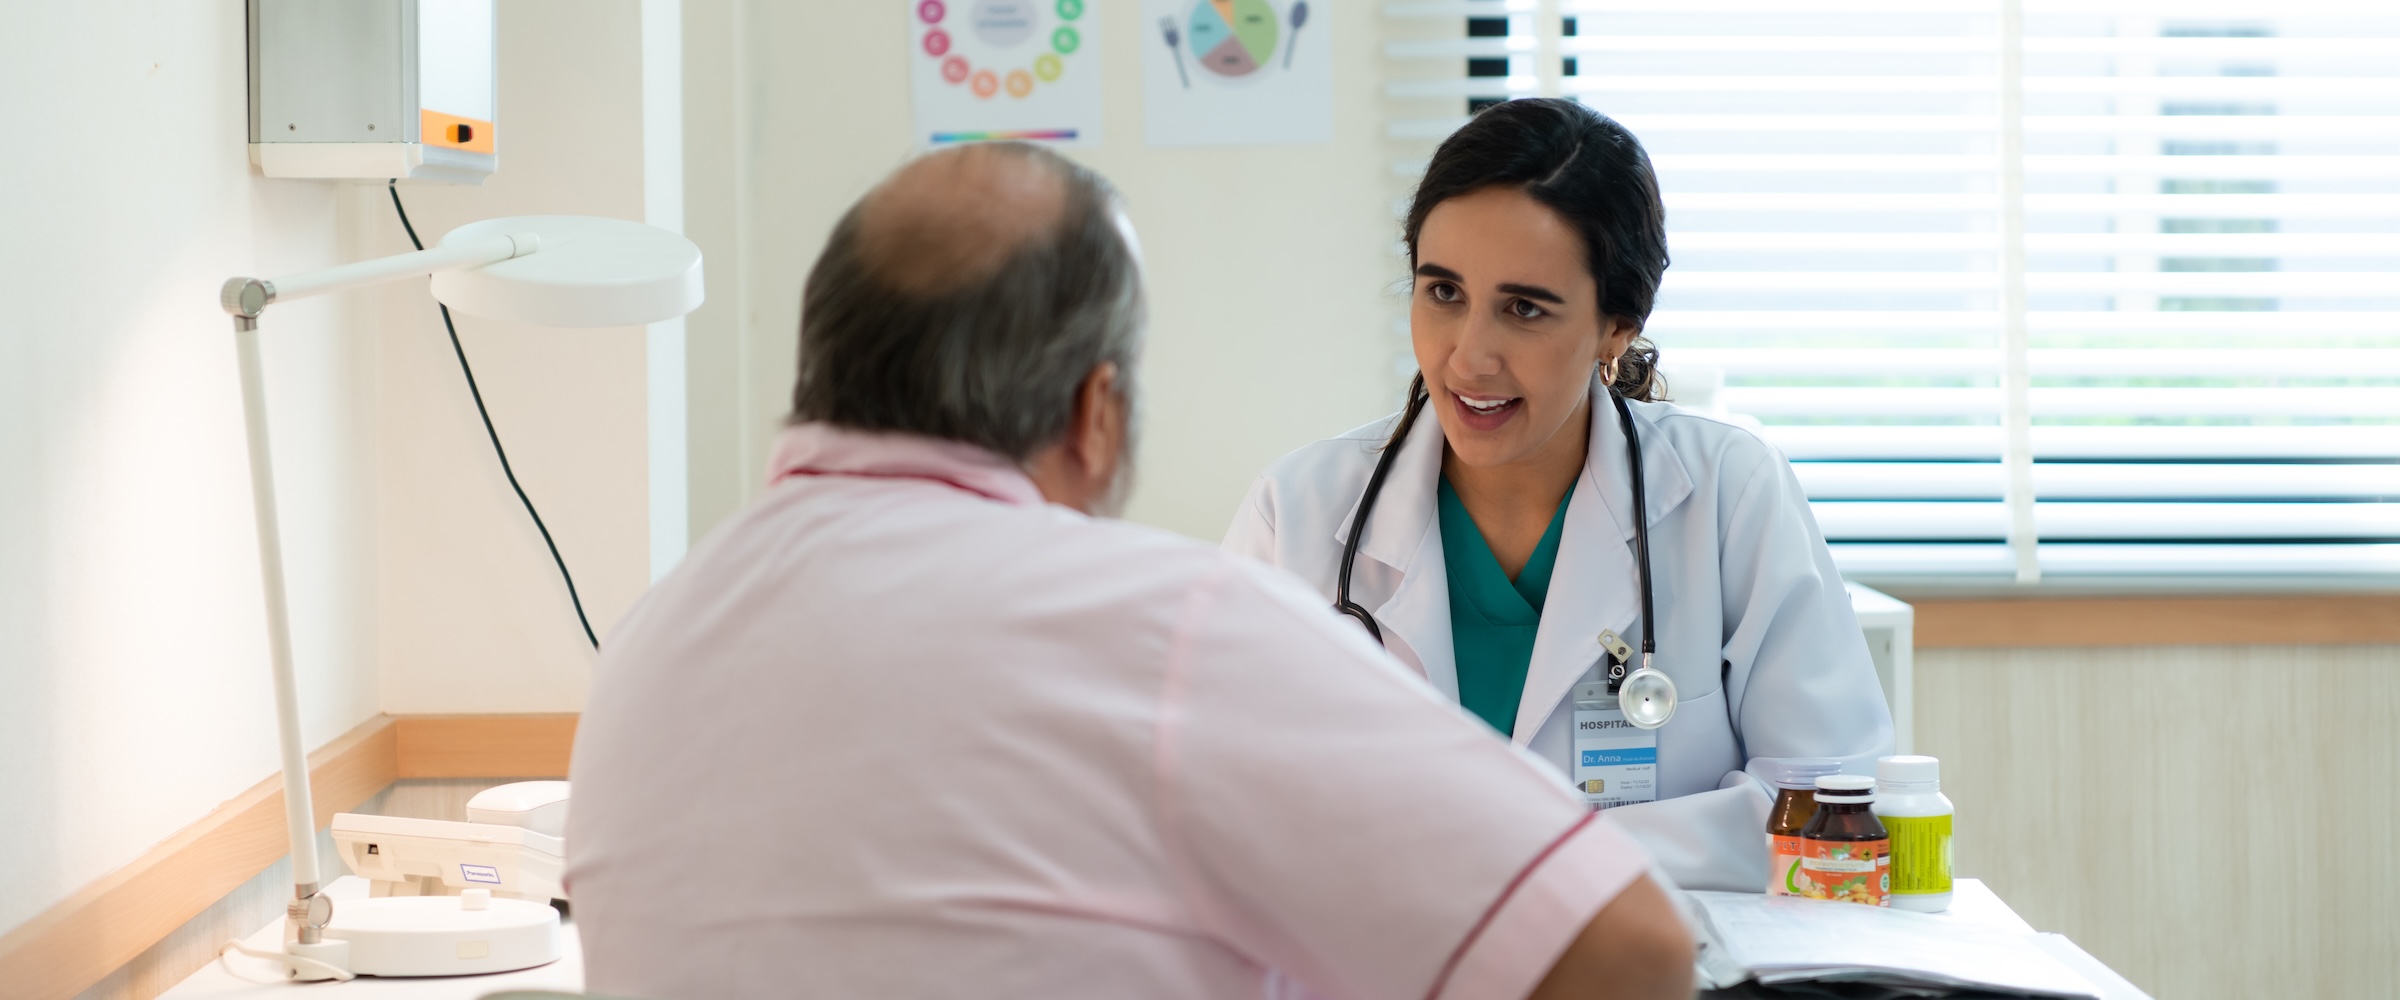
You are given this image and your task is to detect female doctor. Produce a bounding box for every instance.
[1224,99,1893,892]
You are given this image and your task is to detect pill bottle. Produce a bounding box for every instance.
[1873,755,1955,912]
[1761,758,1844,897]
[1798,775,1888,906]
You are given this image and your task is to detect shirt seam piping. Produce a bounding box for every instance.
[1422,810,1600,1000]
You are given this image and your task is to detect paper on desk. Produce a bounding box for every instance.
[1687,892,2102,999]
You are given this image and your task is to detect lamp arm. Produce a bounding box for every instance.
[227,312,338,952]
[219,232,537,319]
[215,228,532,966]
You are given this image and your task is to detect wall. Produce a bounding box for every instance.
[0,0,669,967]
[682,0,1404,541]
[0,0,380,937]
[366,0,659,714]
[1915,643,2400,1000]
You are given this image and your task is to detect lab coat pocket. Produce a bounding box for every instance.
[1655,685,1741,802]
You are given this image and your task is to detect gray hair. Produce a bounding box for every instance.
[788,144,1145,462]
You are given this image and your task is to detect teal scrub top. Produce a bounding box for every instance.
[1437,476,1575,735]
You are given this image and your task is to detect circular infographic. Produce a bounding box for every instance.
[917,0,1085,101]
[1186,0,1280,77]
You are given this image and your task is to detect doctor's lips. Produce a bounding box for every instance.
[1450,391,1524,431]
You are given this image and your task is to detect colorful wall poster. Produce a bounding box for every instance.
[1141,0,1331,146]
[910,0,1104,145]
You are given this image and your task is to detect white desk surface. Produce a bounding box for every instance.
[169,877,2149,999]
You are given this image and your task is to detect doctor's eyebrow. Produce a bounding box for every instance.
[1494,282,1565,304]
[1414,264,1567,305]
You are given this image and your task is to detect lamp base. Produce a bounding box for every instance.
[286,939,351,981]
[322,893,562,977]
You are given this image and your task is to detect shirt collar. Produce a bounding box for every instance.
[765,422,1047,506]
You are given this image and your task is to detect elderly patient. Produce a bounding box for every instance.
[567,143,1692,1000]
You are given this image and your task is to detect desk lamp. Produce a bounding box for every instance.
[218,215,702,980]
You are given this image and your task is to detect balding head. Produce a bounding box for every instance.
[853,144,1071,296]
[791,142,1145,464]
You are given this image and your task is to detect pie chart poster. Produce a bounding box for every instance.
[910,0,1105,146]
[1142,0,1331,146]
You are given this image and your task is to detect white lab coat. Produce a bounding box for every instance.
[1224,383,1895,891]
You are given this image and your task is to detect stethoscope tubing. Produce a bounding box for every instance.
[1335,382,1661,696]
[1334,391,1427,645]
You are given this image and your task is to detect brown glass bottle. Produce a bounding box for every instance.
[1798,775,1889,906]
[1766,787,1817,896]
[1763,759,1842,896]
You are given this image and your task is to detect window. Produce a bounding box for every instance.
[1382,0,2400,588]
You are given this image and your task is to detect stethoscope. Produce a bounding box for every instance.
[1334,381,1679,730]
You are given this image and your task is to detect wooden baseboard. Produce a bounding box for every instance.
[1915,594,2400,648]
[394,713,579,778]
[0,713,579,1000]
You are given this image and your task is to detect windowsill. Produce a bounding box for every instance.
[1859,574,2400,599]
[1882,592,2400,648]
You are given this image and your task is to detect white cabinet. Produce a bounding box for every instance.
[1846,583,1915,755]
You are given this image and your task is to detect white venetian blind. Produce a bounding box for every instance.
[1382,0,2400,587]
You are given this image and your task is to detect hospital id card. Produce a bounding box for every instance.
[1572,682,1657,810]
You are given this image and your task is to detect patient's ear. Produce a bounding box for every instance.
[1028,361,1123,513]
[1074,362,1124,474]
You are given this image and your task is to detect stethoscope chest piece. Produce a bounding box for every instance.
[1602,629,1676,729]
[1618,661,1677,729]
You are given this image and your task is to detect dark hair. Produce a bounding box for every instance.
[1402,97,1671,406]
[789,144,1143,461]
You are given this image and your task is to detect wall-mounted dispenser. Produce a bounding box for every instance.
[247,0,498,183]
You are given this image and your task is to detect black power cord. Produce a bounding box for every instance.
[388,181,600,649]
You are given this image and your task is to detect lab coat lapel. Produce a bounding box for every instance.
[1512,386,1694,744]
[1328,405,1458,699]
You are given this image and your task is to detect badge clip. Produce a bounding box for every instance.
[1599,629,1634,690]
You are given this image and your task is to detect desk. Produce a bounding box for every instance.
[169,878,2147,999]
[1699,880,2152,1000]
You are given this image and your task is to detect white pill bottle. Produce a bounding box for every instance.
[1872,755,1954,912]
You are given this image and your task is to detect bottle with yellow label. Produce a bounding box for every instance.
[1873,755,1955,912]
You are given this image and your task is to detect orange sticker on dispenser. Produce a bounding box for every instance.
[421,109,495,154]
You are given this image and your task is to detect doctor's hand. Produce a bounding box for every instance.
[1528,872,1694,1000]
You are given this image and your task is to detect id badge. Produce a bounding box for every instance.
[1572,681,1658,809]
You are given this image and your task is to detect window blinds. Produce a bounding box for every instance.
[1382,0,2400,587]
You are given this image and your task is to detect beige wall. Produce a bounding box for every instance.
[0,0,669,956]
[367,0,657,714]
[681,0,1406,542]
[0,0,382,940]
[1915,643,2400,999]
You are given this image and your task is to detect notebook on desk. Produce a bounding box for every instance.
[1686,892,2103,999]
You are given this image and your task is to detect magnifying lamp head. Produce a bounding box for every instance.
[1619,666,1678,730]
[430,216,704,327]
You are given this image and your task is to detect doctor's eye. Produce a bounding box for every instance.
[1507,298,1547,320]
[1423,281,1461,303]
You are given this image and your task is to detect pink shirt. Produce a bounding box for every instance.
[567,424,1653,1000]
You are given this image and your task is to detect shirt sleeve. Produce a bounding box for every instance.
[1715,447,1895,768]
[1154,559,1653,1000]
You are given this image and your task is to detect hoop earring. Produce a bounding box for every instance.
[1600,355,1621,386]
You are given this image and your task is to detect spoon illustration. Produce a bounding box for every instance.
[1285,0,1309,69]
[1160,16,1190,88]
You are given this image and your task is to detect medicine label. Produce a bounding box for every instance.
[1767,834,1807,897]
[1799,837,1890,906]
[1571,704,1657,809]
[1883,813,1954,898]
